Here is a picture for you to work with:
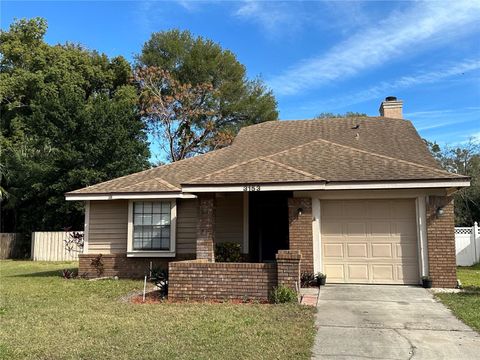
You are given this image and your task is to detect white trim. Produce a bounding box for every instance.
[295,188,446,199]
[127,251,176,258]
[324,180,469,190]
[312,198,321,274]
[181,183,326,192]
[66,193,196,201]
[243,192,249,254]
[84,201,90,254]
[416,196,429,277]
[181,180,469,193]
[126,199,177,257]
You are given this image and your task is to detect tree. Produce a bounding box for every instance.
[426,140,480,226]
[136,29,278,161]
[315,112,367,119]
[0,18,150,233]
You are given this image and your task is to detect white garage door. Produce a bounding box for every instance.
[321,199,419,284]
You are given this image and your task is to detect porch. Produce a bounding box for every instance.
[168,191,313,301]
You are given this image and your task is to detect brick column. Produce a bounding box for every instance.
[288,198,313,273]
[196,194,215,262]
[426,196,457,288]
[276,250,301,291]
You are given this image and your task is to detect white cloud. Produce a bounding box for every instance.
[300,59,480,112]
[234,0,301,37]
[268,1,480,96]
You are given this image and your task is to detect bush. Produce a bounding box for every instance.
[301,272,316,287]
[149,267,168,298]
[215,242,242,262]
[60,269,78,279]
[270,285,298,304]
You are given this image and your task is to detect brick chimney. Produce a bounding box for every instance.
[379,96,403,119]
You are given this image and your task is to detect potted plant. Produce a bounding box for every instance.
[316,272,327,286]
[421,276,432,288]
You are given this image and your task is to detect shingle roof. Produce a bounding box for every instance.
[67,117,466,195]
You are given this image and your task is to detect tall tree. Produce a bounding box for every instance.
[427,140,480,226]
[136,29,278,161]
[0,18,150,233]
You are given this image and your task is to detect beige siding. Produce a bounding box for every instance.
[176,198,198,254]
[87,196,243,256]
[215,193,244,249]
[88,200,128,254]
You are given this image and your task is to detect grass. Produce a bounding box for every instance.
[436,263,480,332]
[0,261,316,360]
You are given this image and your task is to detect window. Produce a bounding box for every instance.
[133,201,171,251]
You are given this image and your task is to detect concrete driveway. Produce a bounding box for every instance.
[312,284,480,359]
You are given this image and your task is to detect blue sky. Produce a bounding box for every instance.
[2,0,480,150]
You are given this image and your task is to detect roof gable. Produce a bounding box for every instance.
[67,117,466,195]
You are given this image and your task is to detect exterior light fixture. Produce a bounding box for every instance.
[297,208,303,216]
[436,206,444,218]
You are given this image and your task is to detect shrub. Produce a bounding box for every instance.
[60,269,77,279]
[90,254,104,276]
[215,242,242,262]
[301,272,316,287]
[149,267,168,298]
[269,285,298,304]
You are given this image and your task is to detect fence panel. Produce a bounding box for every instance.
[31,231,83,261]
[455,222,479,266]
[0,233,25,259]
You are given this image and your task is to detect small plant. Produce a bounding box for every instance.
[60,269,78,279]
[269,285,298,304]
[421,275,432,288]
[149,267,168,298]
[316,272,327,286]
[301,272,316,287]
[90,254,104,276]
[215,242,242,262]
[63,227,84,254]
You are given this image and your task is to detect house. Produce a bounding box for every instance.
[66,97,469,296]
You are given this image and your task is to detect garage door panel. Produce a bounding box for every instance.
[322,202,343,218]
[397,264,419,282]
[393,221,417,236]
[347,243,368,257]
[345,201,367,218]
[370,222,391,236]
[396,242,418,259]
[346,223,367,236]
[392,200,416,219]
[372,264,394,281]
[322,222,343,235]
[323,243,344,258]
[324,264,345,281]
[368,200,392,219]
[347,264,369,281]
[371,243,393,258]
[321,199,419,285]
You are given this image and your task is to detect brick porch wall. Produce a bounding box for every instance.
[169,261,277,301]
[276,250,302,291]
[426,196,457,288]
[288,198,314,273]
[78,254,195,278]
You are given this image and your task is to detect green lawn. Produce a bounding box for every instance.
[436,263,480,332]
[0,261,316,360]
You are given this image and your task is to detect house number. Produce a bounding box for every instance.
[243,185,261,191]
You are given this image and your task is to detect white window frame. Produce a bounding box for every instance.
[127,199,177,257]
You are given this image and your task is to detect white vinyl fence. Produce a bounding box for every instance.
[455,222,479,266]
[31,231,83,261]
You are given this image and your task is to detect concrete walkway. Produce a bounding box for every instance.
[312,284,480,359]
